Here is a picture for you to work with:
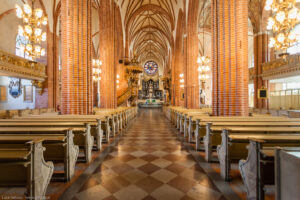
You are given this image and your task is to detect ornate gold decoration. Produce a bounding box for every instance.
[265,0,300,51]
[31,80,44,95]
[124,56,143,106]
[117,86,132,106]
[125,56,143,87]
[261,53,300,79]
[249,68,255,81]
[0,50,47,81]
[161,73,171,103]
[161,75,171,89]
[142,73,160,82]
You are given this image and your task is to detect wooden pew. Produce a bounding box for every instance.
[169,107,182,126]
[93,110,119,136]
[204,121,300,162]
[0,139,54,200]
[185,113,210,141]
[0,128,79,181]
[217,127,300,181]
[175,108,211,134]
[0,121,93,162]
[184,112,275,142]
[192,116,300,151]
[238,137,300,200]
[165,107,184,129]
[20,108,135,144]
[94,107,134,131]
[274,147,300,200]
[179,112,209,139]
[6,116,107,150]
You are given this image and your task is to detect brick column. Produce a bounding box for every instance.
[61,0,93,114]
[211,0,249,116]
[172,10,185,107]
[254,33,269,109]
[171,53,176,105]
[99,0,116,108]
[186,0,200,109]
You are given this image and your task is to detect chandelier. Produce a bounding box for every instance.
[16,1,47,60]
[266,0,300,51]
[92,59,102,81]
[197,56,210,81]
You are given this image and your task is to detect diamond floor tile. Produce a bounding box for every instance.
[69,109,231,200]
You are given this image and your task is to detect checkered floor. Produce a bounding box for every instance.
[73,109,226,200]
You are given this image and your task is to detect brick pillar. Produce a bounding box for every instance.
[99,0,116,108]
[254,33,269,109]
[186,0,200,109]
[61,0,93,114]
[212,0,249,116]
[171,53,176,106]
[173,10,185,107]
[115,5,127,102]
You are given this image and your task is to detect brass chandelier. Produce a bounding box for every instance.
[266,0,300,51]
[197,56,210,81]
[92,59,102,81]
[16,0,48,60]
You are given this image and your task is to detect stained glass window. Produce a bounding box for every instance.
[144,61,158,75]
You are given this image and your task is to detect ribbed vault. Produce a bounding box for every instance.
[117,0,182,72]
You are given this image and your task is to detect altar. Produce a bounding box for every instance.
[138,79,162,100]
[138,99,163,108]
[137,61,164,108]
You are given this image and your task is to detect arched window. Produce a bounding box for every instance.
[15,34,31,60]
[144,61,158,75]
[287,24,300,55]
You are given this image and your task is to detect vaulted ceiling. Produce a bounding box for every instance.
[117,0,184,69]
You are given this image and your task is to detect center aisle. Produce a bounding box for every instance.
[73,109,225,200]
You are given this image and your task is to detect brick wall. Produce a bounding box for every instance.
[186,0,200,109]
[35,88,48,108]
[99,0,117,109]
[61,0,93,114]
[173,10,185,107]
[212,0,249,116]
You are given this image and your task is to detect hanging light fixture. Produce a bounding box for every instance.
[198,2,210,82]
[265,0,300,52]
[116,74,120,88]
[92,59,102,81]
[16,0,48,60]
[179,73,184,88]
